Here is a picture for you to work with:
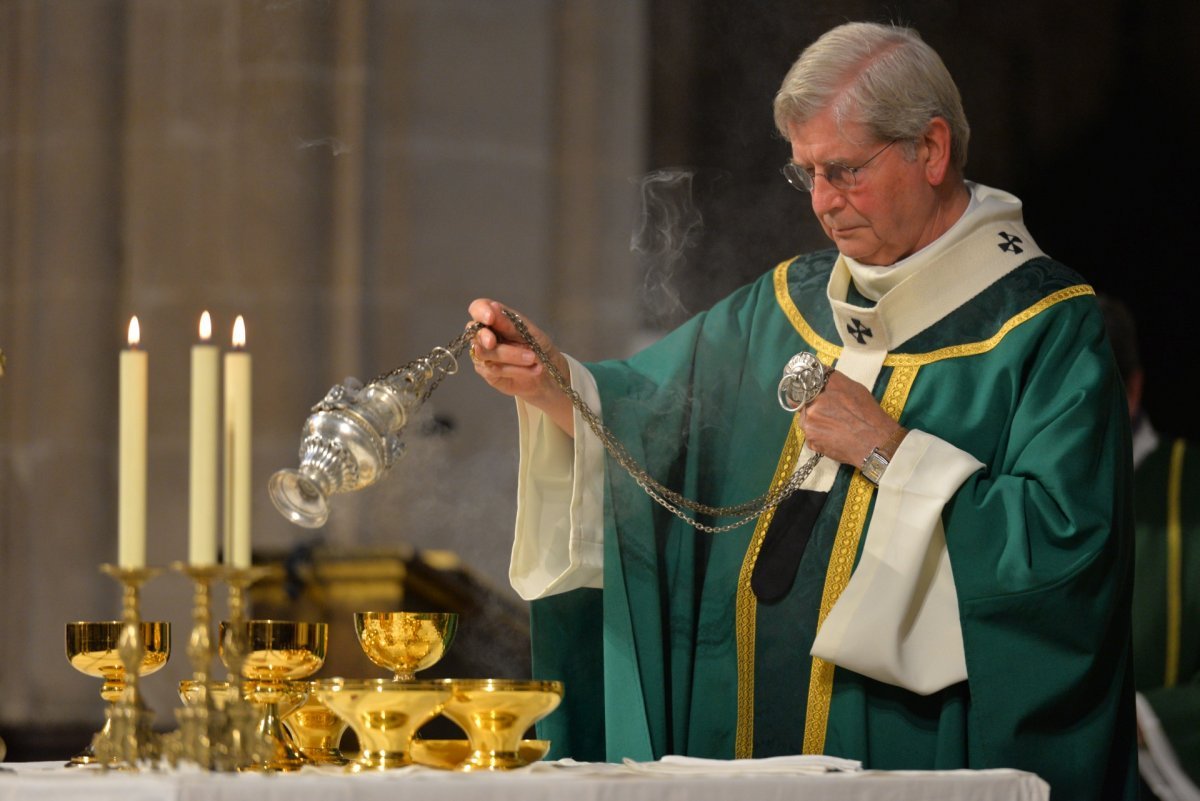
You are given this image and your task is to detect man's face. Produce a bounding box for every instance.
[786,107,942,266]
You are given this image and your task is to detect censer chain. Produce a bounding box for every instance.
[368,324,485,401]
[499,310,820,533]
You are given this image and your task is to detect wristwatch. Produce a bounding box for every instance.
[860,427,908,486]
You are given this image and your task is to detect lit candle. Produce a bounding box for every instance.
[189,311,219,566]
[223,316,252,569]
[118,316,148,569]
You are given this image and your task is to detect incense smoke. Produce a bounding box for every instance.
[630,169,705,330]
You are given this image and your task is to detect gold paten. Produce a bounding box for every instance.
[411,738,550,770]
[354,611,457,681]
[313,677,453,771]
[64,620,170,767]
[439,679,562,771]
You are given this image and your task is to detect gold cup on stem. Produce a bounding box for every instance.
[64,621,170,767]
[313,678,453,771]
[353,611,458,681]
[217,619,327,771]
[439,679,563,771]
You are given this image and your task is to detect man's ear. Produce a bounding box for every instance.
[920,116,954,186]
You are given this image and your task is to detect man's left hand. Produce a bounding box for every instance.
[799,371,902,466]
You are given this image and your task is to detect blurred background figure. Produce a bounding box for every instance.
[1100,295,1200,800]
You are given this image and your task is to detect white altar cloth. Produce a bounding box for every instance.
[0,759,1049,801]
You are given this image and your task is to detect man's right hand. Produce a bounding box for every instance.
[466,299,575,436]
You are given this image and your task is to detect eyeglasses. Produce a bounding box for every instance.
[781,140,898,193]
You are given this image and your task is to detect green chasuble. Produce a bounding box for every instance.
[530,250,1136,801]
[1133,436,1200,786]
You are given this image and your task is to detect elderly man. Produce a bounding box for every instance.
[468,21,1135,800]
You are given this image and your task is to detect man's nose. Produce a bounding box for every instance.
[809,176,845,217]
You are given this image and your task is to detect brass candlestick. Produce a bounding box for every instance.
[220,566,276,707]
[92,565,164,769]
[217,565,280,770]
[168,563,222,769]
[172,564,221,683]
[222,566,278,634]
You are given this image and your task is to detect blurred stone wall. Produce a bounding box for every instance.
[0,0,645,732]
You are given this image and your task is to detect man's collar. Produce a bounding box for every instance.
[826,182,1043,354]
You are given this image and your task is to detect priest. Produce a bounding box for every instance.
[468,21,1135,801]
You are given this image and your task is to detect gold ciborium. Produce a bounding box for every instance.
[64,620,170,767]
[282,685,350,766]
[354,611,457,681]
[440,679,563,771]
[313,678,453,771]
[218,620,327,771]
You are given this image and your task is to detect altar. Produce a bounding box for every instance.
[0,759,1049,801]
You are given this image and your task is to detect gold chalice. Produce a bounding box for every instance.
[64,620,170,766]
[313,677,453,771]
[354,611,457,681]
[282,685,350,765]
[440,679,562,771]
[218,620,327,771]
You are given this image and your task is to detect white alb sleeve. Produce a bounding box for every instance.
[508,354,606,600]
[810,429,984,694]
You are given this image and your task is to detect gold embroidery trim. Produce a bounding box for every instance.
[802,363,920,755]
[802,472,873,754]
[733,413,807,757]
[771,260,1095,367]
[773,260,840,361]
[1166,438,1186,687]
[884,285,1096,366]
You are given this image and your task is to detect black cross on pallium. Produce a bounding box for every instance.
[998,231,1023,254]
[847,318,873,344]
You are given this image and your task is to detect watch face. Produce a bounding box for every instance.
[861,449,889,485]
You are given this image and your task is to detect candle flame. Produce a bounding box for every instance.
[199,311,212,342]
[127,316,141,348]
[232,315,246,349]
